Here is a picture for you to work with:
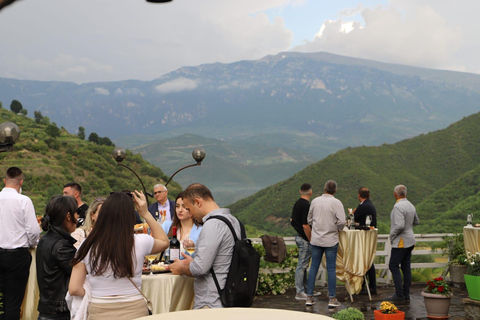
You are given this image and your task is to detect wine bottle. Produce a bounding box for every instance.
[169,226,180,261]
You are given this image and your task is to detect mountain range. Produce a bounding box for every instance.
[2,51,480,205]
[230,111,480,236]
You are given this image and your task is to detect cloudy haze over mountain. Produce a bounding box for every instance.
[1,0,479,83]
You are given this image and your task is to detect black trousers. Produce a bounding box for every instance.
[363,263,376,290]
[0,249,32,320]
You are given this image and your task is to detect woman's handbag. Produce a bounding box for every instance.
[127,277,153,315]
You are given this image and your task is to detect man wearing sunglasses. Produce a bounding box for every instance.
[148,184,175,222]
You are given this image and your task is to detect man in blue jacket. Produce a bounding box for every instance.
[148,184,175,222]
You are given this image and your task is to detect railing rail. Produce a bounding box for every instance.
[252,233,452,285]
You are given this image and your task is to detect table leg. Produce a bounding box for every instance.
[345,278,354,302]
[364,275,372,301]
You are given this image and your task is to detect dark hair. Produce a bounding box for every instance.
[324,180,337,195]
[300,183,312,192]
[168,192,200,238]
[183,183,214,203]
[41,195,78,232]
[71,192,135,278]
[64,182,82,195]
[358,187,370,199]
[6,167,23,180]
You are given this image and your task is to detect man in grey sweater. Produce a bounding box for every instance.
[388,185,419,301]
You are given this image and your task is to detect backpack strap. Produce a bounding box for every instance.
[206,215,245,300]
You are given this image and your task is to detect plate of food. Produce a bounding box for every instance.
[134,223,147,232]
[474,223,480,228]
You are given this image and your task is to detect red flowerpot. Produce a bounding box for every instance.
[373,309,405,320]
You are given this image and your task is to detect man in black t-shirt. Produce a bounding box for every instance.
[290,183,320,300]
[63,182,89,226]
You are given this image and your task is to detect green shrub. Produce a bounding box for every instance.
[254,244,296,295]
[332,307,365,320]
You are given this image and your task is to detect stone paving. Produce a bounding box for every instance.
[252,283,473,319]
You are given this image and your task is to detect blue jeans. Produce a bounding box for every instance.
[389,246,414,298]
[295,235,311,293]
[307,243,338,298]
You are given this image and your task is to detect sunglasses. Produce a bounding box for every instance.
[154,191,166,195]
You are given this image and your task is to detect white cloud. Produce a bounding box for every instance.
[94,87,110,95]
[294,2,463,72]
[155,78,199,94]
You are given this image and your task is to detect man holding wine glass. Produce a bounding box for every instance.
[353,187,377,295]
[169,183,240,309]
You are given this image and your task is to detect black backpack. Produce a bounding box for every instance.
[208,215,260,307]
[260,235,287,263]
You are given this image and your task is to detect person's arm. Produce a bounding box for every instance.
[24,198,41,247]
[302,225,311,242]
[54,241,76,276]
[390,206,405,239]
[335,202,346,230]
[170,253,193,276]
[69,262,87,297]
[133,190,169,254]
[413,211,420,226]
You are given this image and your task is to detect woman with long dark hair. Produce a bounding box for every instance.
[69,191,169,319]
[162,192,202,257]
[36,195,78,320]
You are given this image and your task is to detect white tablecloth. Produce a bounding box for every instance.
[135,307,335,320]
[141,273,194,314]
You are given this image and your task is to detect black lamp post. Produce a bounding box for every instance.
[112,146,206,203]
[0,121,20,152]
[165,147,206,187]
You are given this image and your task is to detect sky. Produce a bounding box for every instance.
[0,0,478,84]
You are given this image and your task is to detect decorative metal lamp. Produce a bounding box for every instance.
[0,121,21,152]
[165,147,206,186]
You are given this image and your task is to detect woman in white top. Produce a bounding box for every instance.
[71,197,105,249]
[69,191,169,319]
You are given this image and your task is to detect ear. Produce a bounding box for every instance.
[194,197,202,208]
[66,212,72,222]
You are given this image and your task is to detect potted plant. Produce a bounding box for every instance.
[465,251,480,301]
[332,307,364,320]
[438,233,468,287]
[373,301,405,320]
[421,276,453,319]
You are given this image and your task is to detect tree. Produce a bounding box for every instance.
[98,136,114,146]
[19,109,28,116]
[45,124,60,138]
[10,100,23,113]
[34,111,44,124]
[0,101,3,109]
[78,126,85,140]
[88,132,99,144]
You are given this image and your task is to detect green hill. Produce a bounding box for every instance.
[0,108,182,214]
[229,112,480,236]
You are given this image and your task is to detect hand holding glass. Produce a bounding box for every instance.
[183,238,195,255]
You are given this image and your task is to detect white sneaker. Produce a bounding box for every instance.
[295,292,308,300]
[305,297,315,306]
[313,291,321,297]
[328,297,341,307]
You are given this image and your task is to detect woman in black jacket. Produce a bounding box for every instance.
[36,195,78,320]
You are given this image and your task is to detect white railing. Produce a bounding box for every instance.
[252,233,453,285]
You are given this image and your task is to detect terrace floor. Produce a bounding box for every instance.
[251,283,471,319]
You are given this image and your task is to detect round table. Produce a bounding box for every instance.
[135,307,335,320]
[141,273,194,314]
[464,226,480,254]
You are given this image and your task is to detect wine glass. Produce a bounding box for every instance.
[145,254,157,275]
[183,238,195,256]
[366,215,372,227]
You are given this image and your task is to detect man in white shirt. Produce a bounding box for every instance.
[305,180,346,308]
[0,167,41,319]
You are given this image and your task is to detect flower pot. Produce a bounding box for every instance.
[465,274,480,300]
[373,310,405,320]
[448,265,467,288]
[421,291,452,318]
